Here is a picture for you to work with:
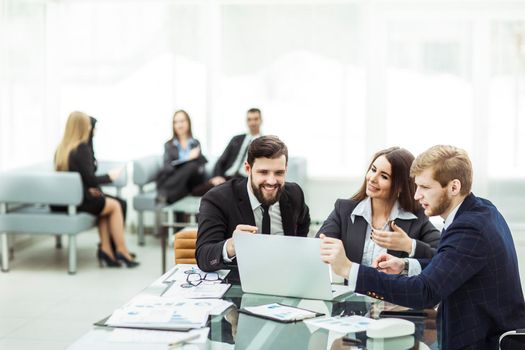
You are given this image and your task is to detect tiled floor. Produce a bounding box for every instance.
[0,229,171,350]
[1,226,525,349]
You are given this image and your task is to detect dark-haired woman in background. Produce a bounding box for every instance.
[156,110,207,204]
[317,147,440,267]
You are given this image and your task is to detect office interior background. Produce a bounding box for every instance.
[0,0,525,349]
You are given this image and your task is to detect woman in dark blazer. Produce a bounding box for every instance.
[54,111,138,268]
[317,147,440,266]
[156,110,207,204]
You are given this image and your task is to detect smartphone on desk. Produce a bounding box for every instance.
[379,309,427,318]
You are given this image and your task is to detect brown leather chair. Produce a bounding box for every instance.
[174,229,197,264]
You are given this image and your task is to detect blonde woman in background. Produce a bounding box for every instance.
[54,111,138,268]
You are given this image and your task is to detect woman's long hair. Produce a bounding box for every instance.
[172,109,193,141]
[55,111,92,171]
[352,147,419,214]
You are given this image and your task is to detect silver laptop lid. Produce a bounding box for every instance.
[234,233,335,300]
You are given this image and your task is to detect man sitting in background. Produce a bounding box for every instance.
[191,108,263,196]
[210,108,263,185]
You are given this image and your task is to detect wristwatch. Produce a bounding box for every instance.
[401,258,409,276]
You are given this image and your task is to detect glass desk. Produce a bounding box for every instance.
[212,283,437,350]
[68,266,438,350]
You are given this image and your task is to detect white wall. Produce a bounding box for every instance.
[1,0,524,177]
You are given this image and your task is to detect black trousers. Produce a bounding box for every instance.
[156,161,205,204]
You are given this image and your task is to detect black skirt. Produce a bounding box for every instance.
[51,193,127,220]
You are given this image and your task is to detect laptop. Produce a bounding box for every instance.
[234,233,353,300]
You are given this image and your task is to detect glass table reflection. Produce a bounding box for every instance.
[209,280,437,350]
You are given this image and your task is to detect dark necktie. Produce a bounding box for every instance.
[261,204,270,235]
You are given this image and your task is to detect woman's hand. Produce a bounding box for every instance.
[188,146,201,160]
[371,221,413,253]
[108,166,124,181]
[210,176,226,186]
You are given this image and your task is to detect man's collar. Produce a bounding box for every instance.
[442,199,464,230]
[246,178,261,210]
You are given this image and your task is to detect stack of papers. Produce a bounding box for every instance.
[100,265,237,347]
[105,296,211,331]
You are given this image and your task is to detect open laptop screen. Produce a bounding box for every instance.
[234,233,347,300]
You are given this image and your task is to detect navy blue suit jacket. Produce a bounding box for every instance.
[355,193,525,350]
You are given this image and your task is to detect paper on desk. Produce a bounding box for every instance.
[109,327,209,344]
[243,303,319,322]
[197,299,233,315]
[162,282,231,299]
[304,315,376,334]
[151,298,232,316]
[162,264,230,284]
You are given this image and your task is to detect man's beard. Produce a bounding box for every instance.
[250,177,283,207]
[429,189,452,217]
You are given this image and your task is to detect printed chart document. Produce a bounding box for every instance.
[239,303,325,323]
[304,315,377,333]
[162,282,231,299]
[105,296,210,331]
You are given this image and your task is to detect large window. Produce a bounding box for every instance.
[386,20,474,156]
[215,3,366,176]
[57,2,207,161]
[489,21,525,177]
[0,1,47,170]
[0,0,524,185]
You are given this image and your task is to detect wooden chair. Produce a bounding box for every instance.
[173,229,197,264]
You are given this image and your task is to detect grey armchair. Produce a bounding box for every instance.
[0,162,128,274]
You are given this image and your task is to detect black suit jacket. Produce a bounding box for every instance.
[196,178,311,271]
[317,199,440,261]
[157,138,206,184]
[212,134,247,177]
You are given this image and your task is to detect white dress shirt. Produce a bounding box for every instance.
[351,197,418,267]
[346,197,417,291]
[222,179,283,262]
